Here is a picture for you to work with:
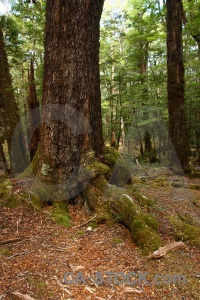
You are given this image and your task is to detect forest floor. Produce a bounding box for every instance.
[0,164,200,300]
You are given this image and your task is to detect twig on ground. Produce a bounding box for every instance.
[192,274,200,278]
[16,219,21,235]
[0,237,24,246]
[72,214,97,229]
[52,275,72,295]
[147,241,185,260]
[12,291,36,300]
[41,243,68,252]
[6,250,35,261]
[25,182,37,214]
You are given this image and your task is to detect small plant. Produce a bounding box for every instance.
[113,238,123,244]
[77,230,85,235]
[0,246,11,258]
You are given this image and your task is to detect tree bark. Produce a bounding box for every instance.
[38,0,104,187]
[166,0,189,171]
[27,58,40,161]
[0,143,9,173]
[0,24,28,173]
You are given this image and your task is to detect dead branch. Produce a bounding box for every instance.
[136,158,148,176]
[6,250,35,260]
[147,241,185,260]
[192,274,200,278]
[10,179,34,186]
[52,275,72,295]
[72,214,97,229]
[0,237,24,246]
[12,291,36,300]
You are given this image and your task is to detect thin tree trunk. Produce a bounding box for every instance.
[27,58,40,160]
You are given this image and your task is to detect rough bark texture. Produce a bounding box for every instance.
[38,0,104,186]
[166,0,189,171]
[0,24,28,173]
[0,143,9,173]
[27,58,40,160]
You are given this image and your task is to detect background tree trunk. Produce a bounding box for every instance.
[27,58,40,160]
[0,24,28,173]
[166,0,189,171]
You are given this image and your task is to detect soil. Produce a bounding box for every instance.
[0,166,200,300]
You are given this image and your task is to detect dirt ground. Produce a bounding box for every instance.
[0,167,200,300]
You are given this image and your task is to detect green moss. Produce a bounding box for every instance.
[88,220,98,229]
[91,175,108,192]
[96,212,114,225]
[170,216,200,248]
[152,176,169,187]
[53,201,68,213]
[0,179,12,193]
[189,172,200,179]
[142,213,159,231]
[52,201,71,227]
[0,246,11,257]
[0,188,4,198]
[77,230,85,235]
[102,146,132,187]
[130,188,154,207]
[188,184,200,190]
[27,277,49,297]
[0,174,8,184]
[29,194,44,209]
[5,194,23,208]
[86,161,111,180]
[102,146,121,168]
[113,238,123,244]
[131,216,162,254]
[52,213,71,227]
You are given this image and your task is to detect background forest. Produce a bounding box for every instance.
[0,0,200,170]
[0,2,200,299]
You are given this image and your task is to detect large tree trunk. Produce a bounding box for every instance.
[166,0,189,171]
[38,0,104,187]
[0,24,28,173]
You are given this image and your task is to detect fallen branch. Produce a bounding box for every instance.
[12,291,36,300]
[10,179,34,186]
[6,250,35,260]
[52,275,71,295]
[147,241,185,260]
[0,237,24,246]
[72,214,97,229]
[192,274,200,279]
[136,158,148,176]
